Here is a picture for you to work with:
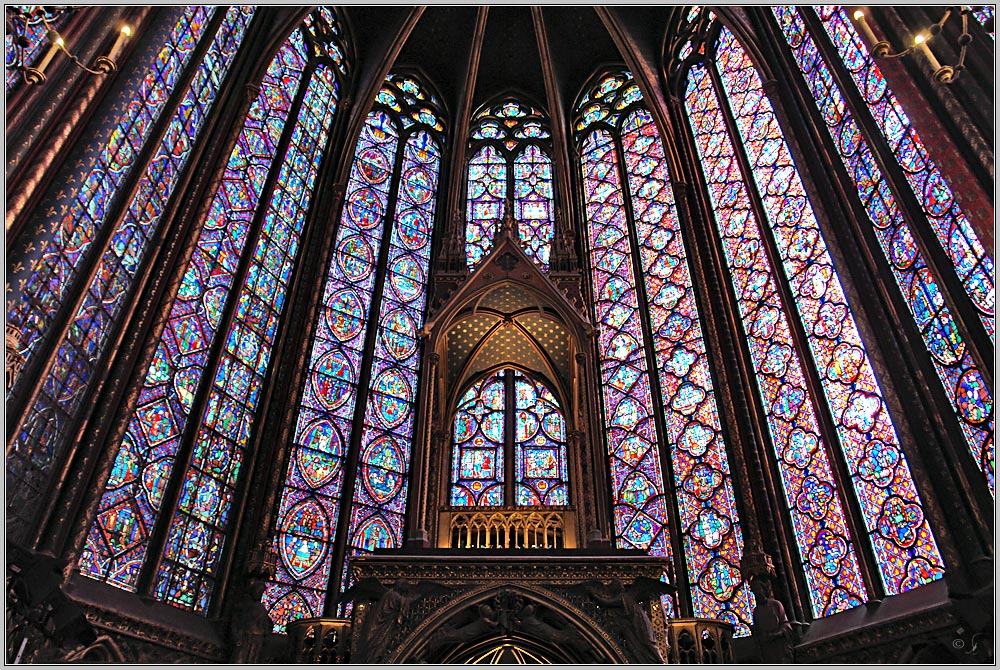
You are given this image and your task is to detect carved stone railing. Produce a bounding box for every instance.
[286,618,351,664]
[667,618,735,664]
[438,508,577,549]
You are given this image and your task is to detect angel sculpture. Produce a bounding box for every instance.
[749,577,793,663]
[336,577,453,663]
[514,602,579,645]
[569,577,674,664]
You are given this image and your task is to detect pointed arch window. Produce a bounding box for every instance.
[772,6,994,496]
[466,98,555,270]
[264,73,445,631]
[678,19,944,617]
[450,369,569,507]
[78,9,347,615]
[575,71,752,633]
[9,6,254,543]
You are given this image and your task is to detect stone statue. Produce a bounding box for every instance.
[229,579,272,663]
[570,577,673,664]
[749,577,794,663]
[337,577,453,663]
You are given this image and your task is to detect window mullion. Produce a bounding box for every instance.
[705,54,885,602]
[504,369,516,506]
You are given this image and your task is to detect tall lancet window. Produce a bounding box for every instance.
[575,71,752,633]
[680,19,945,618]
[465,98,555,270]
[264,73,444,631]
[450,369,569,507]
[78,9,347,615]
[9,7,254,544]
[772,6,994,496]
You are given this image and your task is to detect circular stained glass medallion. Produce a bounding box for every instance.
[397,209,429,250]
[380,309,417,360]
[326,289,366,341]
[403,167,434,203]
[278,498,328,580]
[312,350,354,410]
[361,436,405,503]
[358,147,391,184]
[388,256,424,302]
[346,188,384,229]
[372,368,412,428]
[336,235,374,281]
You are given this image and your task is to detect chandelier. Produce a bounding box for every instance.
[6,5,131,86]
[850,6,981,84]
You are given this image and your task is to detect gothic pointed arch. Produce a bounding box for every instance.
[76,7,349,614]
[389,583,630,664]
[263,67,447,630]
[464,93,557,271]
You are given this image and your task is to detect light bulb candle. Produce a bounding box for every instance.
[93,23,132,73]
[849,8,892,57]
[108,24,132,61]
[913,32,943,71]
[34,30,64,74]
[851,9,880,48]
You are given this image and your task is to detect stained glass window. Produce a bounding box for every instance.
[576,71,750,632]
[514,371,568,506]
[449,369,569,508]
[964,5,995,38]
[451,372,506,506]
[682,23,945,615]
[466,98,554,270]
[5,5,75,92]
[10,6,252,543]
[78,10,346,615]
[816,7,994,340]
[265,73,444,631]
[772,7,994,495]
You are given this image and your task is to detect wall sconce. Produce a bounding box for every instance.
[850,7,974,84]
[8,7,131,86]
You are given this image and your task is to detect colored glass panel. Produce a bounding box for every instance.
[465,144,506,268]
[79,27,309,592]
[964,5,994,38]
[451,373,506,506]
[342,129,441,590]
[772,8,994,495]
[513,145,554,270]
[9,7,214,369]
[685,61,868,617]
[622,106,751,632]
[153,61,341,613]
[5,6,74,91]
[513,372,568,506]
[816,7,994,339]
[714,25,944,596]
[466,98,555,271]
[581,128,673,565]
[265,108,401,629]
[13,7,251,545]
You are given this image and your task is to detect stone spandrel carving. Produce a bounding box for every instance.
[337,577,455,663]
[567,577,674,664]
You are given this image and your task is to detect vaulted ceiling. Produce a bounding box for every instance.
[266,6,705,132]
